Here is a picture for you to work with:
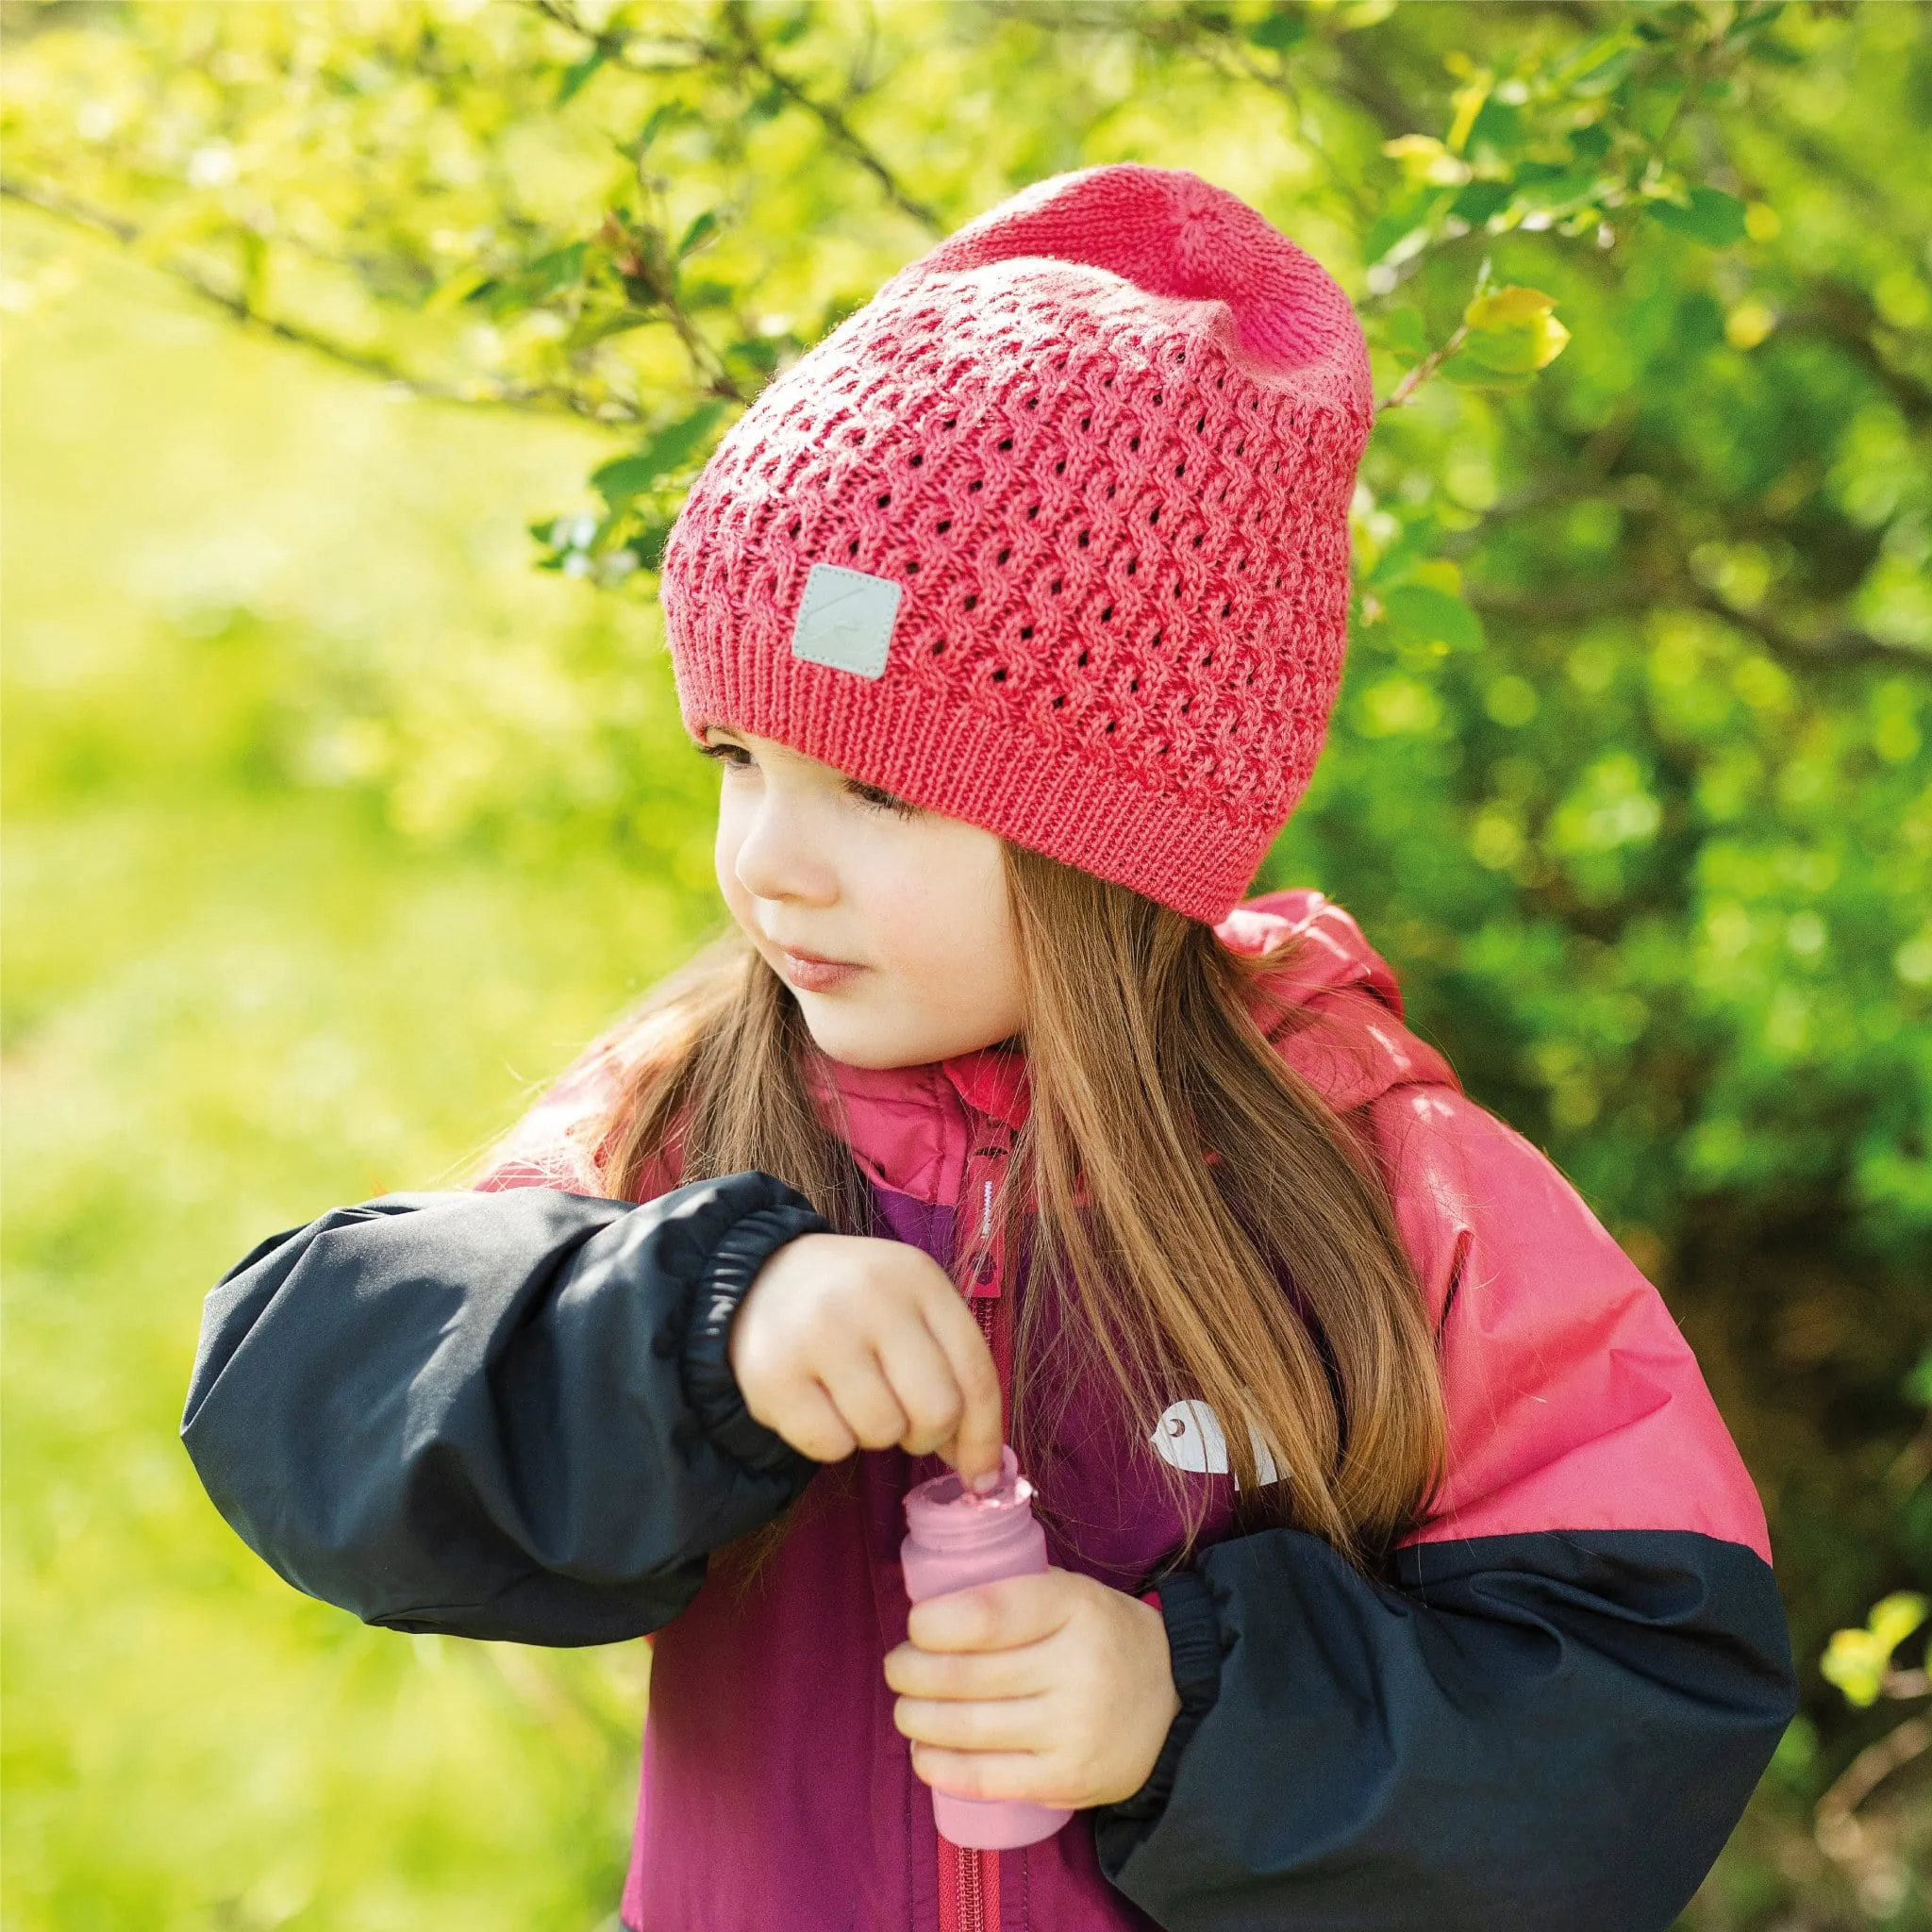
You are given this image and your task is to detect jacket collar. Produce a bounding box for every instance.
[938,1041,1031,1131]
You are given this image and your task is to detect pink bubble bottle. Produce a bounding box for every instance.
[900,1446,1074,1850]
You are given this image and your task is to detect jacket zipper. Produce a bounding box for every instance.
[940,1122,1016,1932]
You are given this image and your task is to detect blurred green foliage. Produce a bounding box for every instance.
[3,1,1928,1926]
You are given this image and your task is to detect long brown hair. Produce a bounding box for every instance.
[598,842,1443,1569]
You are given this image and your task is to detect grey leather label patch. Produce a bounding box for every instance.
[790,563,902,679]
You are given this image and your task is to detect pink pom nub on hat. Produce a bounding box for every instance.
[662,164,1372,924]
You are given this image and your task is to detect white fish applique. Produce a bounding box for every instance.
[1150,1399,1280,1491]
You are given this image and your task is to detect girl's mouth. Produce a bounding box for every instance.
[777,947,864,993]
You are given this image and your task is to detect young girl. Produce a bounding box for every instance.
[184,164,1795,1932]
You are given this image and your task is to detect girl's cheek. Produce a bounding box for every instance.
[713,784,775,907]
[893,895,1024,1044]
[712,822,748,914]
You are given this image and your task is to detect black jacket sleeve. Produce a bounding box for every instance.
[1094,1527,1796,1932]
[180,1172,830,1645]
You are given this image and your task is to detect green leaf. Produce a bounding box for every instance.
[1646,188,1748,247]
[1906,1349,1932,1409]
[635,519,676,572]
[617,101,687,164]
[1461,286,1571,372]
[1822,1593,1930,1707]
[1383,583,1486,653]
[1464,97,1523,158]
[555,47,607,107]
[1451,178,1513,225]
[590,403,728,513]
[1552,30,1637,96]
[562,308,651,354]
[1246,8,1309,52]
[423,267,491,315]
[466,242,588,320]
[1457,326,1551,375]
[746,82,787,125]
[1379,305,1431,366]
[676,210,720,259]
[1363,187,1443,268]
[1515,171,1603,217]
[1440,348,1536,391]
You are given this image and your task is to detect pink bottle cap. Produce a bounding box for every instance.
[904,1445,1034,1545]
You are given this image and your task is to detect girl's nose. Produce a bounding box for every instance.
[730,795,839,908]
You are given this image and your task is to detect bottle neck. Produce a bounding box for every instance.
[904,1447,1036,1551]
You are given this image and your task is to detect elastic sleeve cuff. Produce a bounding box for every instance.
[677,1202,829,1476]
[1101,1566,1225,1824]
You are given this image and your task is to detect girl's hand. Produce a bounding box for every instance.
[883,1568,1182,1810]
[728,1232,1004,1487]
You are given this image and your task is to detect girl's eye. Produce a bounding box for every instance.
[848,780,918,821]
[698,742,912,818]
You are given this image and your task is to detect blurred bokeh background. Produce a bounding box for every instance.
[3,2,1927,1927]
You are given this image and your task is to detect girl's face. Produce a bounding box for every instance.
[701,725,1026,1069]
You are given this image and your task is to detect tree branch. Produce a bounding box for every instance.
[1379,321,1469,412]
[1790,282,1932,428]
[1466,575,1927,671]
[1815,1712,1932,1866]
[715,1,942,235]
[525,0,941,236]
[0,173,635,422]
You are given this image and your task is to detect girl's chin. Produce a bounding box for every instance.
[794,1008,929,1071]
[797,1011,1008,1074]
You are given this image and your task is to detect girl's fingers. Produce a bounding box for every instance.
[870,1314,966,1457]
[919,1291,1004,1485]
[906,1572,1070,1653]
[883,1635,1056,1701]
[908,1744,1059,1807]
[816,1349,912,1452]
[773,1378,859,1465]
[893,1691,1052,1754]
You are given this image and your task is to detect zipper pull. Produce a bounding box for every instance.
[973,1184,1001,1295]
[963,1125,1012,1300]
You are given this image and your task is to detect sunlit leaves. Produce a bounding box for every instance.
[1381,580,1486,654]
[1442,283,1570,385]
[675,208,720,258]
[589,402,727,513]
[1645,185,1749,247]
[1244,8,1309,56]
[1381,133,1470,188]
[533,396,730,575]
[1822,1593,1930,1707]
[463,242,589,323]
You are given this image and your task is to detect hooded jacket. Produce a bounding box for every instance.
[181,889,1796,1932]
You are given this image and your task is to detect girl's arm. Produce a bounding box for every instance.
[1092,1088,1798,1932]
[180,1173,829,1646]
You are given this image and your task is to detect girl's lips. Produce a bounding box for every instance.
[777,949,864,993]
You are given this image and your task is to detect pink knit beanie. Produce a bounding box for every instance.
[661,163,1372,924]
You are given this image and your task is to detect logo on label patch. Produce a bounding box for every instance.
[1151,1400,1281,1491]
[791,562,901,679]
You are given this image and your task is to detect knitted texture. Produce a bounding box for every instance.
[661,163,1373,923]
